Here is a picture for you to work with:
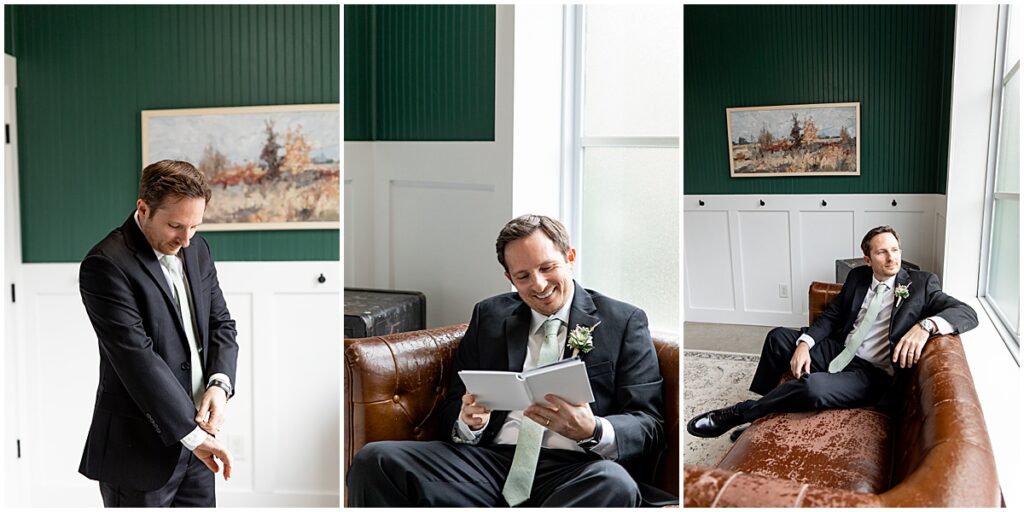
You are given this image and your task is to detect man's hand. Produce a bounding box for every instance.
[460,392,491,431]
[193,435,233,481]
[790,342,812,378]
[893,323,930,369]
[196,386,228,435]
[523,394,596,442]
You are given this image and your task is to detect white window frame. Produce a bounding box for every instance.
[977,4,1020,362]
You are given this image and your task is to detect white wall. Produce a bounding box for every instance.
[684,194,947,327]
[14,261,339,508]
[343,6,517,328]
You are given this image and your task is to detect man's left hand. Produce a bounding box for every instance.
[196,386,228,435]
[893,323,930,369]
[523,394,596,442]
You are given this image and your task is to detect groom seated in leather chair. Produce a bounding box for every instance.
[347,214,664,507]
[688,225,977,439]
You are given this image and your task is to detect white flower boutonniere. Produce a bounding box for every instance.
[567,321,600,358]
[894,282,911,308]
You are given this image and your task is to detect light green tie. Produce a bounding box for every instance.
[502,318,562,507]
[829,283,886,373]
[160,254,205,408]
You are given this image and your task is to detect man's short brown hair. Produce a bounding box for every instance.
[861,225,900,256]
[495,215,571,272]
[139,160,212,212]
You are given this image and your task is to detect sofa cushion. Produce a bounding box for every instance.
[718,408,892,494]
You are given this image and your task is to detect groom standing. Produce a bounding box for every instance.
[688,226,977,438]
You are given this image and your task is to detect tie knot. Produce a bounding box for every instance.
[159,254,177,272]
[543,318,561,338]
[876,282,887,293]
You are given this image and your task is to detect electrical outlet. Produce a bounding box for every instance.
[779,284,789,299]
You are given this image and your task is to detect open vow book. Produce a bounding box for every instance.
[458,358,595,411]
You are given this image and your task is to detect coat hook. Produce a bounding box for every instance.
[821,199,827,207]
[317,273,326,284]
[759,199,765,207]
[698,200,705,206]
[892,199,898,207]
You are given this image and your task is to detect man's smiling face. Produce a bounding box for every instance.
[503,231,576,316]
[863,231,902,281]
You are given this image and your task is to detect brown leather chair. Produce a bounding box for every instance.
[345,325,679,503]
[684,281,1000,507]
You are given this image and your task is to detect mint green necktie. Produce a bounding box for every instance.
[829,283,886,373]
[502,318,562,506]
[160,254,205,407]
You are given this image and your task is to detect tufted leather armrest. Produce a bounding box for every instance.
[808,281,842,324]
[345,324,679,498]
[683,464,883,507]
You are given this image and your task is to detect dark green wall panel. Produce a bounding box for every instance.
[11,5,339,262]
[684,5,955,195]
[344,4,495,141]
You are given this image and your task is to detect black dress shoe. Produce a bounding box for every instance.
[686,405,745,438]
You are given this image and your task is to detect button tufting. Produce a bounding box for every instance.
[393,395,400,402]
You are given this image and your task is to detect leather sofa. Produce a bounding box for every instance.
[344,324,679,502]
[684,281,1000,507]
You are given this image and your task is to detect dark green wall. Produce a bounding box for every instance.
[344,4,495,141]
[684,5,955,195]
[9,5,339,262]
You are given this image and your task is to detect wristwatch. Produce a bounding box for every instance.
[918,319,936,335]
[576,418,603,450]
[208,378,232,399]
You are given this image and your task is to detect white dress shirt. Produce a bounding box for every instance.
[798,274,954,375]
[454,285,619,459]
[134,211,231,451]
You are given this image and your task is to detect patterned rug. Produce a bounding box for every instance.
[683,349,761,467]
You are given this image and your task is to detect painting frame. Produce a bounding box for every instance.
[726,102,861,178]
[141,103,340,231]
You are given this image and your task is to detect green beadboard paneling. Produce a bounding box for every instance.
[344,4,495,141]
[684,5,955,195]
[5,5,14,55]
[11,5,339,262]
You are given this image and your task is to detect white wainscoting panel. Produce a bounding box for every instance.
[344,142,375,289]
[684,194,947,326]
[15,261,339,508]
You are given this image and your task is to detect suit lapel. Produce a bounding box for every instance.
[888,267,912,342]
[565,282,599,360]
[505,303,532,372]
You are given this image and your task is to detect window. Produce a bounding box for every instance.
[982,5,1019,355]
[566,5,680,335]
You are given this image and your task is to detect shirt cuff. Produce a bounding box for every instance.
[180,426,208,452]
[208,373,231,389]
[928,316,955,335]
[453,416,487,444]
[587,417,618,460]
[797,333,816,349]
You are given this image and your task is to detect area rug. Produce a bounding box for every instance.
[684,349,760,467]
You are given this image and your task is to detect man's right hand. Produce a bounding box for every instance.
[193,435,233,480]
[790,342,812,378]
[460,392,491,431]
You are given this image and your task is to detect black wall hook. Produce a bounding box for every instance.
[698,200,705,206]
[821,200,828,207]
[317,273,326,284]
[759,199,765,206]
[892,199,898,207]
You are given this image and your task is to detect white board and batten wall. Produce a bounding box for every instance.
[684,193,948,327]
[14,261,340,507]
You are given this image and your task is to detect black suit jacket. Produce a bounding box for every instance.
[807,265,978,359]
[78,214,238,491]
[438,281,664,464]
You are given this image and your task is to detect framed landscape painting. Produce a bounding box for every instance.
[142,104,340,231]
[726,102,860,177]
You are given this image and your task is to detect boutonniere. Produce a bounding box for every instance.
[567,321,600,357]
[894,282,911,308]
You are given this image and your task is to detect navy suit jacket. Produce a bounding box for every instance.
[78,214,238,491]
[438,281,664,464]
[807,265,978,360]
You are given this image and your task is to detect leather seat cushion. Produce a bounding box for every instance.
[718,408,892,494]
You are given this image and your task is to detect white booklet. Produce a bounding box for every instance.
[458,358,595,411]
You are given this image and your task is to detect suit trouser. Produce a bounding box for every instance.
[99,446,215,507]
[735,327,892,423]
[347,440,641,507]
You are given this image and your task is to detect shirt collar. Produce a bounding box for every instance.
[529,282,575,335]
[134,210,176,263]
[872,274,897,292]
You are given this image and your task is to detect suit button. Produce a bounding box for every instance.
[181,362,190,371]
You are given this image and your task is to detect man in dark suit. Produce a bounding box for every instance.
[688,225,978,438]
[348,214,664,507]
[79,160,238,507]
